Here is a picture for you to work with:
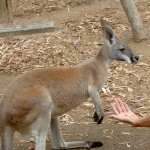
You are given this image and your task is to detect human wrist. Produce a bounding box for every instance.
[132,116,143,127]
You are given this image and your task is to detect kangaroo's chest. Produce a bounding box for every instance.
[91,67,109,91]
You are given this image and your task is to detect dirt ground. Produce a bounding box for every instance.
[0,0,150,150]
[0,75,150,150]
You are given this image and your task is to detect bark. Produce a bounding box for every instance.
[0,0,13,23]
[120,0,145,41]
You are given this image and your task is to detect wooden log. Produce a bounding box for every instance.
[0,0,13,23]
[0,21,55,37]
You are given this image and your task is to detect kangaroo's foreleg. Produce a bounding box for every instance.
[88,86,105,124]
[50,117,103,149]
[1,126,14,150]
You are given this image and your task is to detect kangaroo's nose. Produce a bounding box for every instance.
[131,55,139,64]
[135,55,139,61]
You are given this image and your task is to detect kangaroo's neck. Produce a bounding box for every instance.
[96,45,112,69]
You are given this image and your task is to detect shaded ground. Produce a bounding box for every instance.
[0,0,150,150]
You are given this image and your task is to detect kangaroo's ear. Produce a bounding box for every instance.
[101,19,116,46]
[101,19,113,30]
[102,27,116,46]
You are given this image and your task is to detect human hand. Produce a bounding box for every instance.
[110,98,141,126]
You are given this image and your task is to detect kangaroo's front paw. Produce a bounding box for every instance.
[93,112,104,124]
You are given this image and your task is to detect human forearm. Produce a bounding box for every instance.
[133,115,150,127]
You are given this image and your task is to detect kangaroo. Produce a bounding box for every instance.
[0,20,139,150]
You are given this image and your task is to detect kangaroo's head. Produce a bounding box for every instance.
[101,19,139,64]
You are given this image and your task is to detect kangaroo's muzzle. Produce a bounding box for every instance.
[131,55,139,64]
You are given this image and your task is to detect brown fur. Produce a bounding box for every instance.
[0,50,108,130]
[0,20,139,150]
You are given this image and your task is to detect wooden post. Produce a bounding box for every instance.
[0,0,13,23]
[120,0,145,41]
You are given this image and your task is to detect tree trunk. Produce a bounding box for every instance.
[0,0,13,23]
[120,0,145,41]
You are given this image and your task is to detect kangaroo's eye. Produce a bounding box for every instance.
[118,45,124,51]
[118,48,124,51]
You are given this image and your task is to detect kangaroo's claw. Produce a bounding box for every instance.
[93,112,104,124]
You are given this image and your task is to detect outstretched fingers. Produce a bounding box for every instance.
[110,97,130,115]
[123,101,130,111]
[117,98,129,112]
[114,98,124,113]
[115,98,130,113]
[110,102,119,115]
